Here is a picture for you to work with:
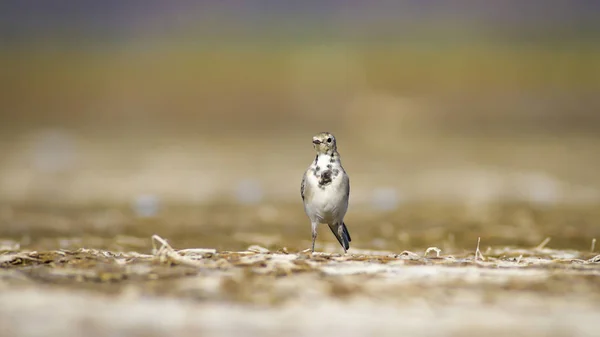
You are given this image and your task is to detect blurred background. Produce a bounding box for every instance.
[1,0,599,252]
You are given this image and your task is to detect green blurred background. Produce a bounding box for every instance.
[0,1,599,251]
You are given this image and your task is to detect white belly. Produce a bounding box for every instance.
[304,173,348,224]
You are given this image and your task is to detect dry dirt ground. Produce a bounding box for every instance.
[1,226,600,337]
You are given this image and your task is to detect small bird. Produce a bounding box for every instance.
[300,132,352,253]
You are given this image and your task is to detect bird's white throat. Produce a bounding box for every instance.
[313,152,341,170]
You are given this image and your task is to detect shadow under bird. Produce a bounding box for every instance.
[300,132,352,253]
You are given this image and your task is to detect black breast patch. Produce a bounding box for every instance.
[319,170,332,186]
[317,168,340,189]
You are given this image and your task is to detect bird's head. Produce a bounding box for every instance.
[312,132,337,155]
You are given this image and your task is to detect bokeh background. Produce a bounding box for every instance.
[1,0,599,252]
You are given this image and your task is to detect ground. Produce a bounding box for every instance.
[1,203,599,337]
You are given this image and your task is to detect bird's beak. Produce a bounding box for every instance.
[312,139,321,144]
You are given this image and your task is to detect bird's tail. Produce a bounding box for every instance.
[329,222,351,250]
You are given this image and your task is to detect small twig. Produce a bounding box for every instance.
[0,253,41,264]
[474,237,485,261]
[534,237,551,251]
[151,234,173,256]
[151,234,220,267]
[588,255,600,263]
[178,248,217,255]
[151,234,206,267]
[398,250,421,260]
[424,247,441,258]
[591,238,596,253]
[516,254,523,264]
[247,245,270,254]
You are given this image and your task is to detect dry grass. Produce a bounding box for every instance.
[1,233,599,336]
[2,234,599,300]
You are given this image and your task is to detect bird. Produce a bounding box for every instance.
[300,132,352,253]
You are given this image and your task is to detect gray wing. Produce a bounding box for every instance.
[300,171,307,200]
[343,170,350,199]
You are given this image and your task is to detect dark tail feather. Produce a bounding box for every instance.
[343,222,351,243]
[329,222,351,250]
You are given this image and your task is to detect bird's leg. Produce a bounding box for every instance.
[338,224,347,254]
[311,222,318,253]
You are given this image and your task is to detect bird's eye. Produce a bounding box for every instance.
[327,138,332,143]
